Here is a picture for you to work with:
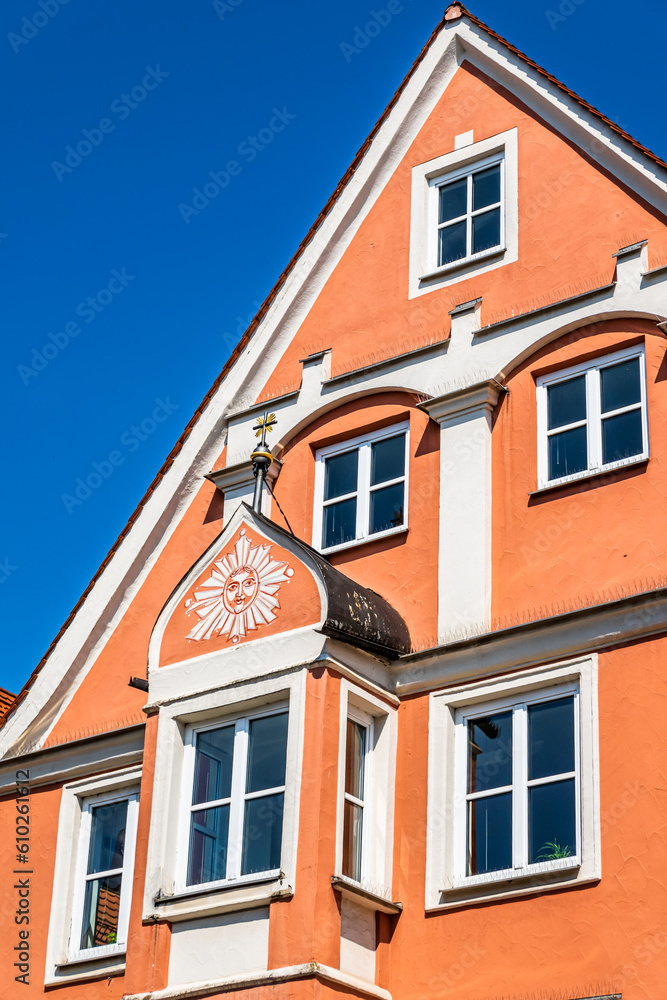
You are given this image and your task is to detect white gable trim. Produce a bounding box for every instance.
[3,13,667,754]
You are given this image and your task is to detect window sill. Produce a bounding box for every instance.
[331,875,402,915]
[419,245,506,284]
[433,860,597,910]
[532,454,648,495]
[319,525,408,557]
[47,951,126,986]
[151,874,293,923]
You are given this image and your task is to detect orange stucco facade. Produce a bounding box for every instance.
[2,7,667,1000]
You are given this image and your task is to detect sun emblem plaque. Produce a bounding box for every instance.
[185,529,293,643]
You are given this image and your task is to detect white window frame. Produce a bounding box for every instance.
[313,421,410,554]
[426,657,600,910]
[536,344,649,490]
[176,704,288,893]
[453,683,580,887]
[69,790,140,963]
[45,766,141,986]
[142,671,305,924]
[430,152,505,272]
[409,128,518,298]
[335,681,397,898]
[341,706,374,884]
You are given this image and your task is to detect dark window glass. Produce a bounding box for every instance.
[439,177,467,223]
[323,497,357,548]
[81,874,122,949]
[246,713,288,793]
[188,804,230,885]
[439,220,467,266]
[467,712,512,793]
[547,375,586,430]
[193,726,234,805]
[472,164,501,210]
[345,720,365,800]
[528,697,574,781]
[371,434,405,486]
[602,410,643,464]
[324,449,358,501]
[472,208,501,254]
[343,799,363,881]
[528,778,576,865]
[242,793,284,874]
[369,483,404,535]
[467,792,512,875]
[548,426,588,480]
[600,358,641,413]
[87,802,127,875]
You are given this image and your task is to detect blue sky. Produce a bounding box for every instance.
[1,0,666,697]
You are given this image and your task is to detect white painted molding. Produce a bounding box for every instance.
[122,963,392,1000]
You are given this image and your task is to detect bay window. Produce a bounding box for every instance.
[181,709,288,889]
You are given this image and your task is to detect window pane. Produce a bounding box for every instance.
[602,409,643,464]
[467,792,512,875]
[87,801,127,875]
[548,426,588,480]
[345,720,365,799]
[528,778,576,865]
[324,450,358,501]
[528,697,574,780]
[242,793,284,874]
[342,799,363,881]
[369,482,404,534]
[439,220,467,266]
[472,207,501,254]
[467,711,512,793]
[473,164,501,210]
[439,177,467,223]
[371,434,405,486]
[80,874,122,949]
[193,726,234,805]
[547,375,586,430]
[187,804,230,885]
[323,497,357,548]
[247,713,288,793]
[601,358,641,413]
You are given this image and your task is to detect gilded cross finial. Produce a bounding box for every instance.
[253,412,277,447]
[250,413,277,513]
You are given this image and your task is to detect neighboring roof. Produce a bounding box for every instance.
[3,4,666,729]
[0,689,15,714]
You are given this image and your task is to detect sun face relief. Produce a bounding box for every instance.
[185,529,293,644]
[223,566,260,615]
